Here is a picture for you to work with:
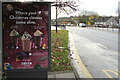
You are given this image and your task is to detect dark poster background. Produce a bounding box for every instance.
[2,2,50,70]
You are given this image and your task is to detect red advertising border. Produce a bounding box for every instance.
[2,2,51,72]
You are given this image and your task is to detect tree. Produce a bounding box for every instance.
[79,10,99,17]
[78,10,99,25]
[52,0,78,32]
[78,16,88,24]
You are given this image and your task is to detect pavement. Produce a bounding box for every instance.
[48,71,76,79]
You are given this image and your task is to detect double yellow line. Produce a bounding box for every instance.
[102,70,120,79]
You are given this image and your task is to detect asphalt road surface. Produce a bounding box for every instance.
[67,27,119,78]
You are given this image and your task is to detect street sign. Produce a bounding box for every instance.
[2,2,51,72]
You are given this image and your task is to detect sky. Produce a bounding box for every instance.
[49,0,120,19]
[12,0,120,19]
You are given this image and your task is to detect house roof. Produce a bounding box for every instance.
[95,16,111,22]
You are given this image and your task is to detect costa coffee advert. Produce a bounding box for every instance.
[2,2,51,70]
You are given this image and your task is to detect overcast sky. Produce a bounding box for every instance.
[49,0,120,19]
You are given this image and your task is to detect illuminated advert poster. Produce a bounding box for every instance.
[2,2,51,70]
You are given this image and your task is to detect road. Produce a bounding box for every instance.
[67,27,119,78]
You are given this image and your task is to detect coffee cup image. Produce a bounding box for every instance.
[21,31,32,52]
[9,30,19,49]
[34,30,43,49]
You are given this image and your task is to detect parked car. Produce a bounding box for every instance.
[95,24,103,27]
[79,23,86,27]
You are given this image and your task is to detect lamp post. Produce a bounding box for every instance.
[56,0,58,33]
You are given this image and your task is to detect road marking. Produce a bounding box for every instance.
[69,32,93,79]
[105,70,120,77]
[102,70,120,79]
[102,70,114,79]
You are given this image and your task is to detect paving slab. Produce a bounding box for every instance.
[48,70,76,79]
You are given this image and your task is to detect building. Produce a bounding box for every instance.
[94,16,118,27]
[51,17,75,26]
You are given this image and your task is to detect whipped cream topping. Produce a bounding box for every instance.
[34,30,43,36]
[10,30,19,36]
[22,31,32,39]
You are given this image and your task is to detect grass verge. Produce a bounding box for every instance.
[51,30,72,72]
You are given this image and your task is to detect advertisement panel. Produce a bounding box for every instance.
[2,2,51,71]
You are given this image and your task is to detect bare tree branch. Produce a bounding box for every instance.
[52,1,78,15]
